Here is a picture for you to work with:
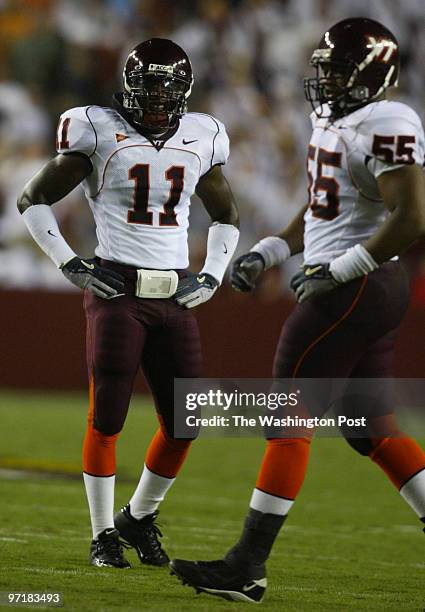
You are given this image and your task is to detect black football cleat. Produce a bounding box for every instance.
[114,505,169,566]
[169,559,267,603]
[90,528,131,568]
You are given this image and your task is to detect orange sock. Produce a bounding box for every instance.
[370,436,425,489]
[82,425,119,476]
[145,426,192,479]
[82,374,119,476]
[256,437,312,500]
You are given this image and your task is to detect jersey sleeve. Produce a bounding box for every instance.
[360,104,425,179]
[211,118,229,167]
[55,106,97,156]
[198,116,229,176]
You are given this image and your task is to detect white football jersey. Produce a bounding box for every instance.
[56,105,229,269]
[303,100,425,264]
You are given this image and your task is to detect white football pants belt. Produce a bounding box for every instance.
[135,269,179,298]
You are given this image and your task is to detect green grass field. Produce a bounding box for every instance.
[0,390,424,611]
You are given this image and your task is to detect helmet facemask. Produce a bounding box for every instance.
[304,50,370,119]
[123,68,192,132]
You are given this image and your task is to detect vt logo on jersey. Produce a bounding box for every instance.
[116,133,129,142]
[153,140,166,150]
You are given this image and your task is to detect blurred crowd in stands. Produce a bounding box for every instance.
[0,0,424,298]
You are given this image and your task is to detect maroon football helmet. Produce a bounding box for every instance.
[123,38,193,131]
[304,18,399,118]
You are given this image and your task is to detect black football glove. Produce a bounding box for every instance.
[290,263,339,303]
[175,272,219,308]
[61,257,125,299]
[231,252,265,292]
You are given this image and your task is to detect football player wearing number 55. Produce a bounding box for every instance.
[18,39,239,569]
[170,18,425,603]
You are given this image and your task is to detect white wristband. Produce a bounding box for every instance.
[21,204,76,268]
[329,244,378,283]
[200,222,240,284]
[250,236,291,270]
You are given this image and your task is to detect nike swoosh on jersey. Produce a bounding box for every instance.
[223,243,228,254]
[182,139,198,145]
[116,133,129,142]
[47,230,57,237]
[81,260,95,270]
[304,265,323,276]
[242,578,267,592]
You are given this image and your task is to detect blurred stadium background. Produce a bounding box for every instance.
[1,2,425,609]
[1,0,425,388]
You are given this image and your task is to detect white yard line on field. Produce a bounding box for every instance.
[0,537,27,543]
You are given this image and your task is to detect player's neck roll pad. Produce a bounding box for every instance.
[136,269,179,298]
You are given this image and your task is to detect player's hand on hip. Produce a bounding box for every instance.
[61,257,125,299]
[231,253,265,292]
[175,272,219,308]
[290,263,339,303]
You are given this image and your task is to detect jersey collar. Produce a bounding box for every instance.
[112,93,180,151]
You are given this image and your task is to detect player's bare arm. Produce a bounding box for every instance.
[195,163,239,227]
[17,153,125,299]
[277,203,308,256]
[363,164,425,262]
[175,164,240,308]
[17,153,93,211]
[231,203,308,293]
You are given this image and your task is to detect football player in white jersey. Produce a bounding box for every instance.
[170,18,425,603]
[18,39,239,568]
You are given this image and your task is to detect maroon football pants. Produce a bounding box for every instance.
[83,264,202,439]
[274,261,409,380]
[272,261,410,447]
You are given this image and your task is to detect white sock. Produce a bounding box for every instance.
[83,473,115,538]
[250,488,294,516]
[129,465,175,519]
[400,468,425,518]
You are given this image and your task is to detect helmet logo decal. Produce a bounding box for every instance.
[148,63,174,73]
[365,36,398,63]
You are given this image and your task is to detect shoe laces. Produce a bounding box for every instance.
[100,533,128,559]
[142,513,164,553]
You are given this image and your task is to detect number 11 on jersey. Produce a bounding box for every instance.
[128,164,185,227]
